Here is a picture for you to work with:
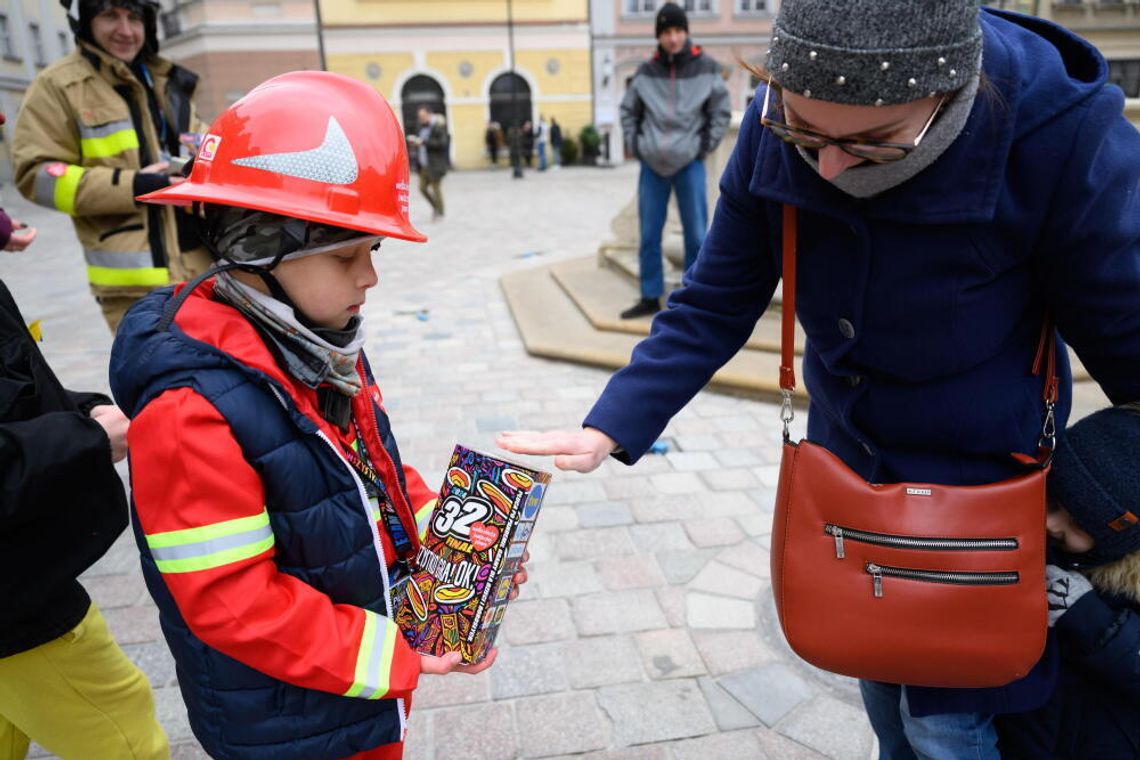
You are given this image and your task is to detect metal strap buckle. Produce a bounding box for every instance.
[1038,400,1056,453]
[780,389,795,442]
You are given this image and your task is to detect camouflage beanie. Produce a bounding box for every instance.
[204,205,375,268]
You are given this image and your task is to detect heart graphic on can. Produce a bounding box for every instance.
[468,521,500,551]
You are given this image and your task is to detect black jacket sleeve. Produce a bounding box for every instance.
[0,279,122,529]
[0,413,117,529]
[66,390,114,415]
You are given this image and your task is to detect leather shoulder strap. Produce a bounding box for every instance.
[780,204,798,392]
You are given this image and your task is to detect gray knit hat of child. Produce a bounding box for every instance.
[767,0,983,106]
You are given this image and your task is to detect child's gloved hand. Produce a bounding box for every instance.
[1045,564,1093,627]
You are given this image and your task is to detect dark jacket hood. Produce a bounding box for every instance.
[110,283,281,420]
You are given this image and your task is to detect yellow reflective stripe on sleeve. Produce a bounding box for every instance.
[344,611,397,699]
[415,498,436,540]
[145,512,274,574]
[81,128,140,159]
[54,165,85,216]
[86,266,170,287]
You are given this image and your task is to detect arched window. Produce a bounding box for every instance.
[488,73,532,132]
[401,75,445,135]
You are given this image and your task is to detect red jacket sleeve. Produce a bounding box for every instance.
[129,387,421,700]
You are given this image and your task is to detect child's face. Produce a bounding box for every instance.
[273,238,380,329]
[1046,501,1096,555]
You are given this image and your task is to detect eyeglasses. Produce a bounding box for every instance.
[760,78,947,163]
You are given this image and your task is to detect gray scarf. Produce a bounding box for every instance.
[213,272,365,397]
[797,69,981,199]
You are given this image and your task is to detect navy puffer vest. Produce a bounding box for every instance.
[112,287,409,760]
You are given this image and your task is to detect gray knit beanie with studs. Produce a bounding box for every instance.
[768,0,983,106]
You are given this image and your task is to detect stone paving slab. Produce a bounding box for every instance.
[777,695,876,760]
[515,692,609,757]
[719,663,814,727]
[697,677,762,732]
[596,681,717,747]
[635,628,707,680]
[1,166,875,759]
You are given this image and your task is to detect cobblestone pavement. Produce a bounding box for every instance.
[1,163,875,760]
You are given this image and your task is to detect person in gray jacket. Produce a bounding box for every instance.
[619,2,731,319]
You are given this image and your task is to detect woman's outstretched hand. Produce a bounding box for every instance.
[496,428,617,473]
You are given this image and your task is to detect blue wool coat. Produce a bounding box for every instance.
[584,9,1140,716]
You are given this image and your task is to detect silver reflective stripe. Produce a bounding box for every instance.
[84,249,154,268]
[33,166,59,208]
[148,524,275,563]
[79,120,133,139]
[361,624,387,699]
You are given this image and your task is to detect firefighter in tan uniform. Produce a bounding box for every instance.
[12,0,211,333]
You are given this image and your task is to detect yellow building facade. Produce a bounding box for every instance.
[321,0,592,169]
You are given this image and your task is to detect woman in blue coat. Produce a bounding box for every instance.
[500,1,1140,757]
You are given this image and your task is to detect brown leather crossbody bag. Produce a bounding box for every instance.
[770,206,1052,688]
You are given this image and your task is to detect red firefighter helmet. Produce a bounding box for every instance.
[140,70,425,243]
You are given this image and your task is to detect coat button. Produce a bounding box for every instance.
[848,375,863,387]
[838,318,855,339]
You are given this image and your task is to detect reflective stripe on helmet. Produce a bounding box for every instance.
[232,117,358,186]
[79,121,140,159]
[343,610,399,699]
[34,163,85,215]
[145,512,274,574]
[84,249,171,287]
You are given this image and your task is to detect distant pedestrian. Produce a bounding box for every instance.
[550,117,564,168]
[12,0,210,333]
[507,125,524,176]
[408,107,450,220]
[1,268,168,759]
[536,115,550,171]
[618,2,730,320]
[521,121,535,168]
[486,120,501,164]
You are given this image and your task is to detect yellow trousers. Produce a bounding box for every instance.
[0,603,169,760]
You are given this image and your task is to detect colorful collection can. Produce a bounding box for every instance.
[395,445,551,664]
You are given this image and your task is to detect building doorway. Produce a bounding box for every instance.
[488,72,532,133]
[401,75,446,135]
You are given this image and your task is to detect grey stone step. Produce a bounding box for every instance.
[500,261,805,402]
[550,255,804,354]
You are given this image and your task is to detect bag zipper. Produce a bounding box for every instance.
[865,562,1019,598]
[824,524,1017,560]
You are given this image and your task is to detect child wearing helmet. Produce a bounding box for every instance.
[109,71,510,759]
